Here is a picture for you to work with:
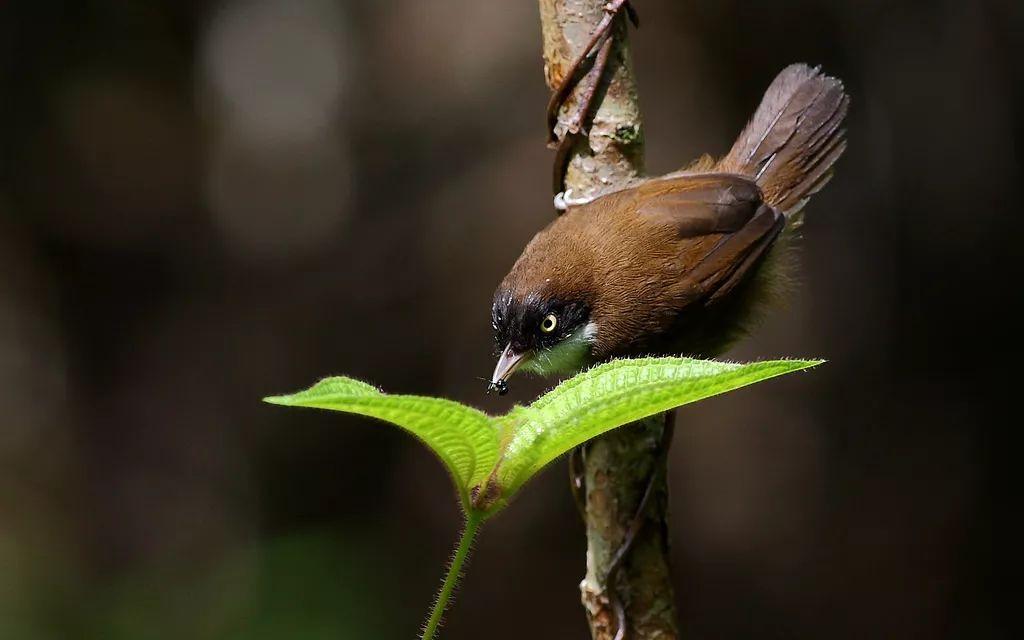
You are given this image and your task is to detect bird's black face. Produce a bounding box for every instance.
[492,291,590,356]
[489,289,591,392]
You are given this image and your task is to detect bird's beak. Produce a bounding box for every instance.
[491,343,529,387]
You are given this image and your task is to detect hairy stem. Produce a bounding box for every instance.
[421,512,484,640]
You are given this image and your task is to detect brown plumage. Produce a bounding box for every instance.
[490,64,849,388]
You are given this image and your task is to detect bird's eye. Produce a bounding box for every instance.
[540,314,558,333]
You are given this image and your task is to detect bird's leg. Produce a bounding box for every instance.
[603,409,676,640]
[547,0,637,196]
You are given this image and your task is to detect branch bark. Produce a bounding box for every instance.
[539,0,644,194]
[538,2,680,638]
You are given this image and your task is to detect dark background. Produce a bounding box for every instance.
[1,1,1011,638]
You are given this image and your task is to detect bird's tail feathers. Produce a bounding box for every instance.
[717,64,849,225]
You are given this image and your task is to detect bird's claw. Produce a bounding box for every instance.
[554,189,595,211]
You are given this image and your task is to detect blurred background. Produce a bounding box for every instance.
[1,0,1011,638]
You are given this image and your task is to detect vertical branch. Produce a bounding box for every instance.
[580,414,678,639]
[538,2,679,639]
[539,0,644,195]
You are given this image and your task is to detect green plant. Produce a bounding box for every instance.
[264,356,821,639]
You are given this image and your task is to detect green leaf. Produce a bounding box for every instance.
[264,378,501,508]
[264,357,822,517]
[495,357,822,494]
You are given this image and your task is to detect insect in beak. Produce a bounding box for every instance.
[488,343,530,395]
[485,379,509,396]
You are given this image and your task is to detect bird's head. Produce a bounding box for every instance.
[489,285,596,395]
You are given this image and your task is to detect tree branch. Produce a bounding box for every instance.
[539,0,644,195]
[537,2,679,638]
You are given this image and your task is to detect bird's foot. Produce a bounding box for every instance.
[554,188,596,211]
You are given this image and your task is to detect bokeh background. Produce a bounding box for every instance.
[1,1,1011,638]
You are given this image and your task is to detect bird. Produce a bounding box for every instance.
[489,64,849,392]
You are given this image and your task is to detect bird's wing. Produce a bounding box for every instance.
[635,173,785,305]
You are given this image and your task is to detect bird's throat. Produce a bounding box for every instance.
[520,322,598,377]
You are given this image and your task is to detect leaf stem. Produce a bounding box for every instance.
[421,511,485,640]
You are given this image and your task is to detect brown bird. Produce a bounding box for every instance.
[490,64,849,392]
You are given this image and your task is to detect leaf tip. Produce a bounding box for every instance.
[765,358,826,375]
